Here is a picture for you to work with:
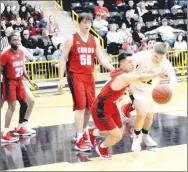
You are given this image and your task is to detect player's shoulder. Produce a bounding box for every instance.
[133,49,151,57]
[64,35,73,46]
[161,57,172,67]
[1,48,11,56]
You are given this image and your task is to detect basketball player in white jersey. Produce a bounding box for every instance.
[122,42,177,152]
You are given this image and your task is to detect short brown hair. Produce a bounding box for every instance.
[78,13,93,24]
[153,42,168,54]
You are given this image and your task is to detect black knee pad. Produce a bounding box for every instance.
[19,100,28,110]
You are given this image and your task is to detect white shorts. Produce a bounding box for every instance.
[131,83,157,113]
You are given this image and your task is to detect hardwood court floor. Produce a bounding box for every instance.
[1,82,187,171]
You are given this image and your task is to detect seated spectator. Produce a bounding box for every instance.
[31,5,45,29]
[137,1,154,23]
[94,0,109,20]
[1,19,7,37]
[19,3,30,21]
[1,5,17,25]
[93,14,109,37]
[46,15,60,38]
[132,23,146,47]
[106,23,122,55]
[122,10,136,29]
[173,34,187,50]
[122,36,139,53]
[21,30,44,56]
[145,18,186,47]
[118,22,132,44]
[51,28,65,49]
[124,0,139,15]
[178,0,187,8]
[38,29,55,59]
[12,17,26,35]
[52,43,63,61]
[172,33,187,66]
[26,16,41,37]
[146,39,156,50]
[0,26,13,51]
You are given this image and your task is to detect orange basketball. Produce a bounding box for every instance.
[152,84,172,104]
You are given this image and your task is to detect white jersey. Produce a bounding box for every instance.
[130,50,177,92]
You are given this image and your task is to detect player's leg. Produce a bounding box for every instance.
[82,80,95,137]
[67,72,90,151]
[87,103,123,159]
[13,80,31,136]
[1,80,19,143]
[141,95,158,147]
[131,98,147,152]
[21,82,36,134]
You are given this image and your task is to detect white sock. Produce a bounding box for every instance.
[100,142,107,148]
[17,123,23,129]
[76,133,83,142]
[93,129,100,136]
[3,128,10,136]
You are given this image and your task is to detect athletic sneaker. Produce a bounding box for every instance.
[131,133,142,152]
[1,133,19,143]
[86,127,96,147]
[13,127,32,136]
[22,122,36,134]
[95,142,112,160]
[142,134,157,147]
[76,152,91,162]
[74,138,91,152]
[74,132,89,142]
[121,102,134,119]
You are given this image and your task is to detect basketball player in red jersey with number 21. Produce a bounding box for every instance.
[86,52,168,159]
[58,13,114,151]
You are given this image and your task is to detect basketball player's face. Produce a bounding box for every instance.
[10,35,21,49]
[80,19,92,33]
[152,51,165,64]
[123,57,134,72]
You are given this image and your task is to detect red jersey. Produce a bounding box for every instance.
[1,49,25,79]
[97,69,129,103]
[67,33,97,74]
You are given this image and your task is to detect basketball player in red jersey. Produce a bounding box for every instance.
[1,30,37,143]
[58,13,114,151]
[86,52,167,159]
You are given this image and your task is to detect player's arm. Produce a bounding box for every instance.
[160,59,177,89]
[122,70,167,84]
[58,36,73,90]
[94,37,114,72]
[23,63,37,88]
[59,36,73,81]
[0,52,7,74]
[0,65,4,74]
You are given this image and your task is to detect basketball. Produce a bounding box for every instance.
[152,84,172,104]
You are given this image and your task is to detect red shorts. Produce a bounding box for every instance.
[2,78,26,102]
[67,72,95,111]
[90,99,122,131]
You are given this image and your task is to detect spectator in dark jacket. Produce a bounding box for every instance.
[1,5,17,25]
[19,3,30,21]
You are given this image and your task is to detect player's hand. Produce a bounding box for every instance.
[157,69,168,79]
[58,79,65,91]
[31,82,39,90]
